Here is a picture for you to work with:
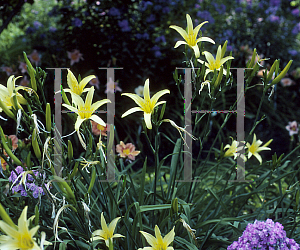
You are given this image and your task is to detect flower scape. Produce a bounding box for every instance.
[0,3,300,250]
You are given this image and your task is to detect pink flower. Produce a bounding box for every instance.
[19,62,27,74]
[286,121,298,136]
[91,121,109,136]
[116,141,140,160]
[1,66,14,76]
[280,78,295,87]
[105,77,122,93]
[20,76,30,87]
[89,76,100,90]
[67,49,84,66]
[28,50,41,66]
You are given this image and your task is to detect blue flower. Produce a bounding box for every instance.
[33,21,43,29]
[214,3,226,14]
[228,219,300,249]
[108,7,120,16]
[139,1,153,11]
[288,49,298,56]
[118,19,131,32]
[292,23,300,34]
[72,18,82,27]
[146,14,156,23]
[269,15,280,23]
[26,27,36,34]
[196,10,215,24]
[155,35,166,43]
[270,0,281,7]
[292,8,299,16]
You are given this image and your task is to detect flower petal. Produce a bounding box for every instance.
[163,227,175,246]
[140,231,157,247]
[121,107,143,118]
[89,115,106,127]
[122,93,145,109]
[75,117,86,131]
[79,75,96,93]
[62,104,79,113]
[196,36,215,44]
[67,69,78,92]
[143,79,151,103]
[0,221,18,238]
[174,41,188,48]
[150,89,170,107]
[169,25,188,41]
[90,99,111,112]
[71,93,85,108]
[203,51,215,67]
[191,45,200,58]
[154,225,163,242]
[144,112,152,129]
[193,21,208,38]
[186,14,194,35]
[101,213,109,236]
[107,217,121,235]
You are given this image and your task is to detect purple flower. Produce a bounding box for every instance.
[292,23,300,34]
[270,0,281,7]
[108,7,120,16]
[49,26,57,32]
[269,15,280,23]
[155,35,166,43]
[228,219,300,249]
[26,27,36,34]
[139,1,153,11]
[235,7,243,13]
[292,9,299,16]
[72,18,82,27]
[33,21,43,29]
[214,3,226,14]
[196,10,214,24]
[288,49,298,56]
[118,19,131,32]
[152,46,162,57]
[162,6,170,13]
[146,14,156,22]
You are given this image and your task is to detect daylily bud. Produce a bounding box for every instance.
[270,60,293,86]
[53,176,76,203]
[26,151,32,169]
[68,140,73,160]
[69,161,79,180]
[247,48,257,68]
[87,166,96,195]
[172,198,178,214]
[266,60,278,83]
[35,205,39,226]
[0,203,17,229]
[46,103,51,133]
[23,51,37,91]
[0,126,22,165]
[32,128,41,160]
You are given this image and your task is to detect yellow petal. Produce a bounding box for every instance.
[79,75,96,93]
[144,112,152,129]
[186,14,194,36]
[140,231,157,247]
[121,93,145,108]
[121,107,143,118]
[169,25,188,41]
[150,89,170,106]
[144,79,151,103]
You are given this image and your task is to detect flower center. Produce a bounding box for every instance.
[187,33,196,46]
[123,148,130,155]
[97,124,105,131]
[291,125,297,131]
[79,106,93,119]
[141,99,152,113]
[71,52,79,60]
[20,234,34,248]
[72,85,81,95]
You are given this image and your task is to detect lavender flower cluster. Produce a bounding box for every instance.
[8,166,45,199]
[228,219,300,250]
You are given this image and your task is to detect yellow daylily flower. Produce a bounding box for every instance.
[246,134,272,165]
[0,206,41,249]
[139,225,175,250]
[90,212,124,248]
[169,14,215,58]
[198,42,234,78]
[62,86,111,131]
[0,75,28,112]
[223,138,246,160]
[121,79,170,129]
[64,69,95,96]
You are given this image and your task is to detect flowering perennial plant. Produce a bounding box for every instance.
[228,219,300,250]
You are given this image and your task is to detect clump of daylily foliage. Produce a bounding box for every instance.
[0,13,299,250]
